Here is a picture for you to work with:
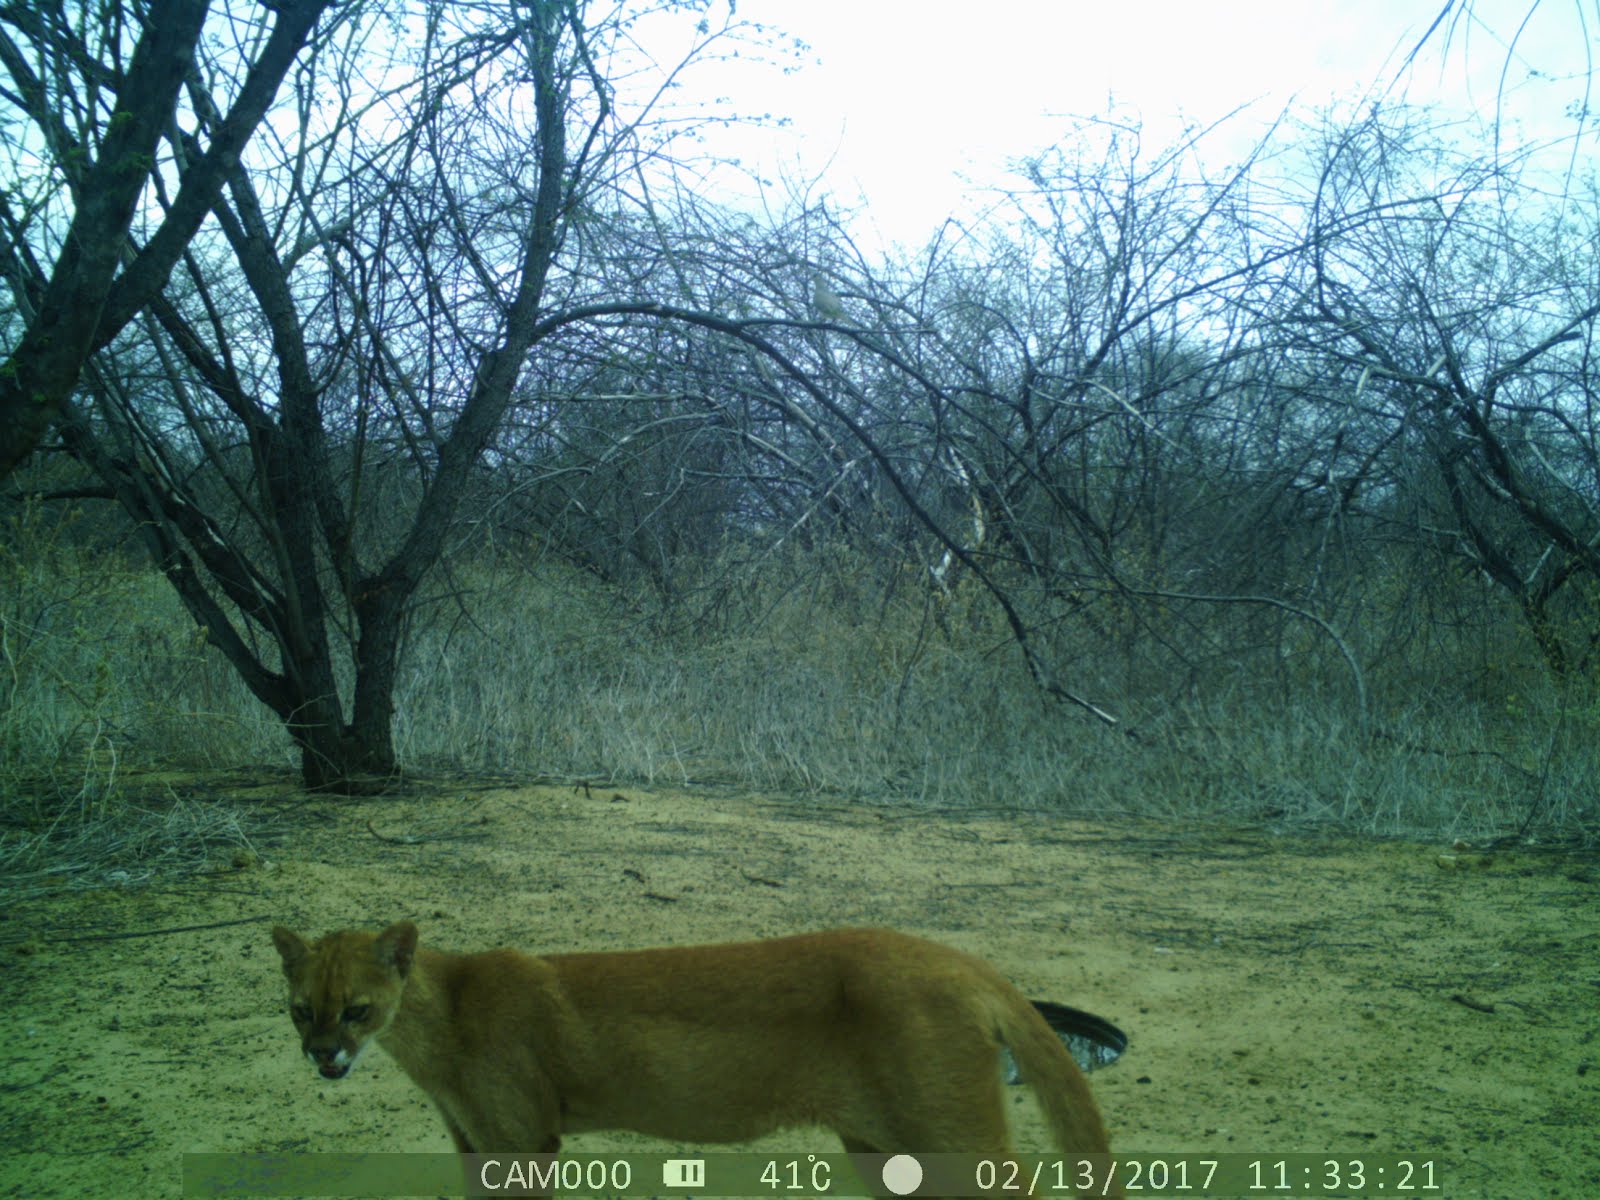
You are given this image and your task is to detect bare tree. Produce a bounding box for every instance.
[0,0,333,478]
[42,0,631,788]
[517,124,1303,726]
[25,0,806,790]
[1270,109,1600,680]
[42,7,1578,794]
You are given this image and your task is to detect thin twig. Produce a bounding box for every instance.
[366,818,488,844]
[34,914,270,944]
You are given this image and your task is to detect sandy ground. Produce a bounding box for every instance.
[0,775,1595,1199]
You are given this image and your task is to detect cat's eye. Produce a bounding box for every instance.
[342,1005,370,1023]
[291,1004,311,1022]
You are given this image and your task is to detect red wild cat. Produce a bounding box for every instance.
[271,923,1125,1197]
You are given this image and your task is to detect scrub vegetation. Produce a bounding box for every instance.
[1,0,1596,842]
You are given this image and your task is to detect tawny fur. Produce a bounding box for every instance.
[271,924,1121,1197]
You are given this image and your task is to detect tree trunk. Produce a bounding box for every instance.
[292,723,397,794]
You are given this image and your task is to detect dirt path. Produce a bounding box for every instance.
[0,778,1594,1198]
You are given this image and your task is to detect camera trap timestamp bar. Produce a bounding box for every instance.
[183,1151,1446,1196]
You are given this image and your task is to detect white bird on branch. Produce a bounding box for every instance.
[811,272,847,321]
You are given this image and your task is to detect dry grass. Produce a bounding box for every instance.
[0,780,261,904]
[1,530,1594,862]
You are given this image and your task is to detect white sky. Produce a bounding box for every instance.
[635,0,1594,248]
